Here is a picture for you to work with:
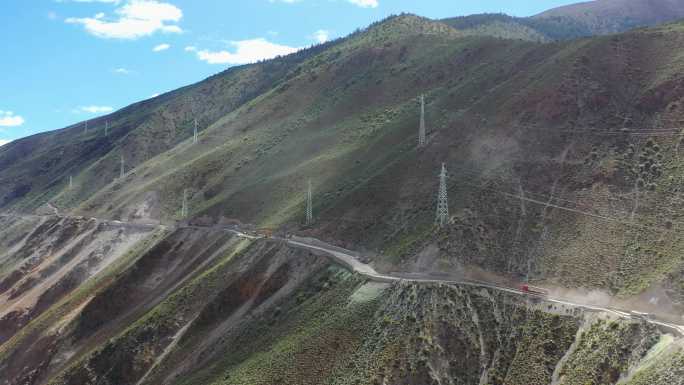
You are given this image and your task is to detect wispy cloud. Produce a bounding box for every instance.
[269,0,376,8]
[75,106,114,114]
[57,0,122,3]
[348,0,378,8]
[0,111,25,127]
[193,38,299,65]
[65,0,183,40]
[113,67,131,74]
[312,29,330,44]
[184,45,196,52]
[0,139,10,147]
[153,43,170,51]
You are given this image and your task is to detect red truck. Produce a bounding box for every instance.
[521,284,549,297]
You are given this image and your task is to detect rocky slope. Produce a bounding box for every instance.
[0,214,678,384]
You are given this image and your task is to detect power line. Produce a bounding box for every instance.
[451,176,676,233]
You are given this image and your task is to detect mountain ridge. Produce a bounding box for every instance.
[443,0,684,41]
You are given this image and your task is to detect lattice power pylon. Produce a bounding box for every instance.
[419,95,426,147]
[435,163,449,227]
[181,188,188,218]
[120,154,125,179]
[306,179,313,225]
[193,119,198,144]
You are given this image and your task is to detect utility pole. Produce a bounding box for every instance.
[306,179,313,225]
[418,95,426,147]
[69,176,73,189]
[435,163,449,227]
[181,188,188,218]
[193,119,198,144]
[120,154,125,179]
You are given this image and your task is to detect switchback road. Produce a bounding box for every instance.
[4,212,683,336]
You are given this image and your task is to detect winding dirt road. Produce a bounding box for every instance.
[270,235,684,336]
[4,212,683,336]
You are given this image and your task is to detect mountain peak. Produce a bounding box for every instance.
[363,13,461,40]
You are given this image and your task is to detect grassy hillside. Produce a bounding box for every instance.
[2,14,684,308]
[442,13,592,41]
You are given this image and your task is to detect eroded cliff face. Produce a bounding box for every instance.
[0,215,680,385]
[0,215,156,345]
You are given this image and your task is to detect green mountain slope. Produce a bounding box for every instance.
[3,15,684,297]
[2,12,684,385]
[442,13,591,42]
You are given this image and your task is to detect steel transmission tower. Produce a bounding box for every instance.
[193,119,198,144]
[435,163,449,227]
[306,179,313,225]
[418,95,426,147]
[120,155,125,179]
[181,188,188,218]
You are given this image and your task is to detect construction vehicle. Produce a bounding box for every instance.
[521,284,549,297]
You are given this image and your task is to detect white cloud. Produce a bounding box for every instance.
[0,111,25,127]
[57,0,122,3]
[194,38,299,65]
[312,29,330,44]
[0,140,10,147]
[76,106,114,114]
[268,0,302,3]
[113,67,131,74]
[348,0,378,8]
[184,45,196,52]
[153,43,170,51]
[65,0,183,40]
[150,93,160,98]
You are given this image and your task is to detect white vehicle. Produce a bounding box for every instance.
[629,311,654,320]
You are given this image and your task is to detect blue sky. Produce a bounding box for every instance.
[0,0,578,145]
